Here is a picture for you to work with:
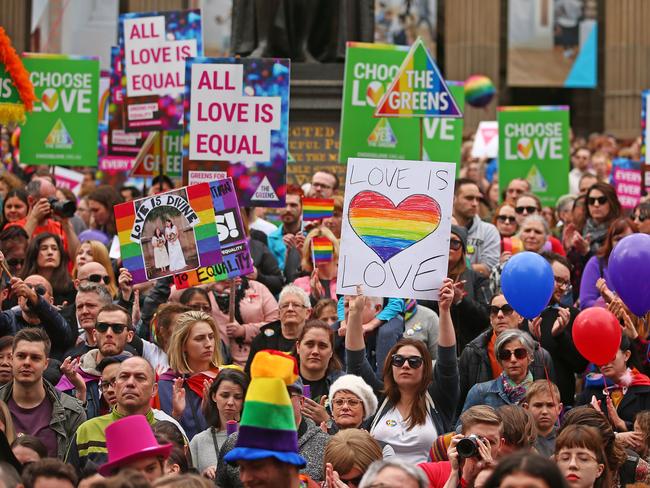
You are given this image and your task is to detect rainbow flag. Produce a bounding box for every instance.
[312,237,334,264]
[302,198,334,221]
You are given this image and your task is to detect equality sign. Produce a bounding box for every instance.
[498,106,570,207]
[339,42,464,164]
[182,57,290,207]
[19,55,99,167]
[119,9,201,131]
[174,177,254,289]
[471,121,499,159]
[336,157,455,300]
[114,182,222,284]
[107,46,147,157]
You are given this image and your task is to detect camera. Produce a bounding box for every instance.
[48,197,77,219]
[457,434,482,459]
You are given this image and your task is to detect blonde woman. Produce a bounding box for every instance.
[158,311,224,439]
[294,226,339,304]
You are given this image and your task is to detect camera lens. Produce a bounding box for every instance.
[457,435,479,458]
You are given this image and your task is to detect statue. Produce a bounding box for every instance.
[231,0,374,62]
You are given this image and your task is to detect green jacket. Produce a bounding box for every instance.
[0,379,86,459]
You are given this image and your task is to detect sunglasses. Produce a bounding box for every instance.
[587,196,608,206]
[26,284,47,296]
[85,274,110,285]
[6,258,24,267]
[489,304,514,316]
[449,239,463,251]
[497,215,516,224]
[95,322,128,334]
[498,348,529,361]
[635,213,648,222]
[391,354,424,369]
[515,206,538,215]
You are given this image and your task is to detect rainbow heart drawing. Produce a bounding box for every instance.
[517,138,533,159]
[348,191,441,263]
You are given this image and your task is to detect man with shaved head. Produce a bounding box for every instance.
[0,274,72,360]
[66,356,183,473]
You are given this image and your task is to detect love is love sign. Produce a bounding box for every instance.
[498,106,569,207]
[337,158,456,300]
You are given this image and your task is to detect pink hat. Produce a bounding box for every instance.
[98,415,172,476]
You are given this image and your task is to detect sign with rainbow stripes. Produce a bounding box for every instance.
[173,177,254,289]
[114,182,222,284]
[312,237,334,264]
[302,198,334,221]
[375,38,461,118]
[337,157,455,300]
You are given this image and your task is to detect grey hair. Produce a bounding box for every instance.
[495,329,536,358]
[278,284,311,308]
[556,194,576,213]
[25,179,42,198]
[359,459,428,488]
[518,214,550,237]
[77,282,113,305]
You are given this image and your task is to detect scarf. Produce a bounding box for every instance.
[159,368,220,398]
[607,368,650,407]
[583,218,609,253]
[501,371,533,405]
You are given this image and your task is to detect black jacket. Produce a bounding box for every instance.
[244,320,296,374]
[577,382,650,431]
[248,238,284,295]
[457,328,556,419]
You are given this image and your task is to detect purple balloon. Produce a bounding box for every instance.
[608,233,650,316]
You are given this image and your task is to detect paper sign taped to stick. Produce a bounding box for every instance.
[53,167,84,196]
[182,57,290,207]
[471,121,499,159]
[118,9,202,131]
[114,182,221,284]
[174,177,253,288]
[337,158,455,300]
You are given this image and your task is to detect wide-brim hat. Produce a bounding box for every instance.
[98,415,172,476]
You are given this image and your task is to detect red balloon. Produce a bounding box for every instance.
[572,308,622,365]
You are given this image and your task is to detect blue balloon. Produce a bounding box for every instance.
[608,233,650,316]
[501,252,554,319]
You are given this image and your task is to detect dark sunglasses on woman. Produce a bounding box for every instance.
[489,304,514,316]
[515,206,538,215]
[587,196,608,206]
[391,354,424,369]
[498,348,528,361]
[496,215,516,223]
[449,239,463,251]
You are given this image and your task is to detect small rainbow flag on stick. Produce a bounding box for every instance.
[312,237,334,264]
[302,198,334,221]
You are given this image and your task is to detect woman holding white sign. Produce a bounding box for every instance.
[345,280,459,464]
[165,218,186,271]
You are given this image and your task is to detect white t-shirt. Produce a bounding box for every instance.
[371,406,438,464]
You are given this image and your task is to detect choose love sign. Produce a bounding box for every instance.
[498,106,569,206]
[118,9,202,131]
[182,57,290,207]
[337,158,455,300]
[20,54,99,167]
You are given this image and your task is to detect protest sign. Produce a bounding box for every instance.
[119,9,201,131]
[642,90,649,162]
[182,57,290,207]
[188,170,228,185]
[53,167,84,196]
[108,46,147,157]
[339,42,463,165]
[130,130,183,178]
[498,106,569,207]
[19,55,99,167]
[471,121,499,159]
[612,166,642,210]
[114,183,221,284]
[174,178,254,289]
[337,157,455,300]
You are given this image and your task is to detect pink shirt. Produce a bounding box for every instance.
[293,275,338,300]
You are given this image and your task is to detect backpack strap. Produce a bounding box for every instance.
[369,397,390,433]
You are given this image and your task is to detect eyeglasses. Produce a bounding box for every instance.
[498,348,529,361]
[391,354,424,369]
[26,284,47,296]
[554,276,571,289]
[99,378,116,391]
[489,304,514,316]
[279,302,307,311]
[587,196,608,206]
[6,258,24,267]
[497,215,516,224]
[449,239,463,251]
[332,397,363,408]
[84,274,110,285]
[634,213,648,222]
[515,206,538,215]
[95,322,128,334]
[556,451,599,465]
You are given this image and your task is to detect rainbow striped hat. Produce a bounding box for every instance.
[224,350,306,467]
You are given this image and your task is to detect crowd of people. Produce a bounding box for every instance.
[0,125,649,488]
